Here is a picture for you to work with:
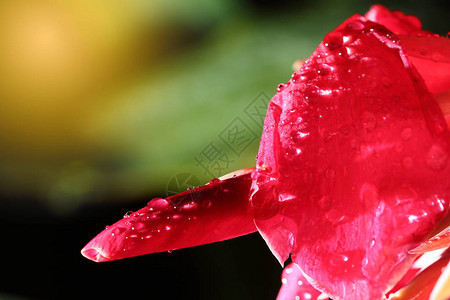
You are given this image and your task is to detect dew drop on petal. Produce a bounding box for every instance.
[277,82,290,92]
[401,128,412,140]
[303,86,319,104]
[317,64,331,76]
[402,156,414,169]
[324,32,343,50]
[426,142,449,171]
[123,211,134,218]
[147,198,170,210]
[291,73,301,83]
[182,201,198,210]
[319,195,331,211]
[209,178,221,185]
[362,111,377,132]
[346,21,365,32]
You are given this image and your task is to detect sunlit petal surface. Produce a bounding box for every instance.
[410,225,450,254]
[82,168,257,262]
[388,249,450,300]
[251,13,450,299]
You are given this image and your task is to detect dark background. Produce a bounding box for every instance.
[1,0,448,299]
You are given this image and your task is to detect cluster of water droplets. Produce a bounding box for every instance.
[103,191,218,254]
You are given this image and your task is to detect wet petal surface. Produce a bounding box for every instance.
[82,168,257,262]
[252,14,450,299]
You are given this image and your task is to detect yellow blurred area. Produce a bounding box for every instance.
[0,0,162,157]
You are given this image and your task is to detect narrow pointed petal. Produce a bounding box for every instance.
[388,249,450,300]
[409,225,450,254]
[252,12,450,300]
[82,168,257,262]
[277,263,324,300]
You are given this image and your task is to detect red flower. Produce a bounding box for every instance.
[82,5,450,299]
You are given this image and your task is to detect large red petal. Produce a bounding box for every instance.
[251,14,450,300]
[82,168,257,262]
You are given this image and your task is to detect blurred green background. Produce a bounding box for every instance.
[1,0,447,215]
[0,0,448,299]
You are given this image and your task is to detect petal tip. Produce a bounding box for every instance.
[81,245,110,263]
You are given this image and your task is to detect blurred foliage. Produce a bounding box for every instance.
[0,0,448,215]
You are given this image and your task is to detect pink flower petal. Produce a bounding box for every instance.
[82,168,257,262]
[277,263,324,300]
[251,12,450,299]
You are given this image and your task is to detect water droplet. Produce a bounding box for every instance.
[303,85,319,104]
[277,82,290,92]
[182,201,198,210]
[199,199,212,209]
[285,147,302,158]
[324,32,343,50]
[251,183,278,220]
[290,130,309,144]
[112,227,125,236]
[147,198,170,210]
[123,211,134,218]
[360,183,379,210]
[318,195,331,211]
[362,111,377,132]
[402,156,413,169]
[330,254,349,268]
[401,128,412,140]
[134,222,146,231]
[168,250,173,254]
[317,64,331,76]
[209,178,221,185]
[350,139,359,149]
[346,21,365,32]
[339,124,350,135]
[291,73,301,83]
[395,142,404,153]
[382,77,392,88]
[325,168,335,179]
[426,142,449,171]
